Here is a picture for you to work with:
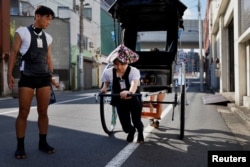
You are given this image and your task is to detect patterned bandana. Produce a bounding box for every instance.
[107,44,139,64]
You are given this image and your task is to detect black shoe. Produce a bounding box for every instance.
[39,142,55,154]
[15,147,26,159]
[126,128,136,143]
[137,132,144,144]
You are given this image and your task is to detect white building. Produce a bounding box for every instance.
[207,0,250,108]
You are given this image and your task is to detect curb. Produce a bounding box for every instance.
[228,103,250,129]
[0,96,14,101]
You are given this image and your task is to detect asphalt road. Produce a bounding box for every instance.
[0,82,249,167]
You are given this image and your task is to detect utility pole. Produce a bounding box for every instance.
[0,0,10,95]
[198,0,204,91]
[79,0,84,90]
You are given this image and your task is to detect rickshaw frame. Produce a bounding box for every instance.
[98,0,187,140]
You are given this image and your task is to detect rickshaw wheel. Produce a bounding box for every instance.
[100,95,117,135]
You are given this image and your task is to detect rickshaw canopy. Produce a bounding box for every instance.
[108,0,187,31]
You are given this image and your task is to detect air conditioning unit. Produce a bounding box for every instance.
[89,42,94,48]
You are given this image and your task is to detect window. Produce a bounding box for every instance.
[83,36,88,49]
[10,7,19,15]
[84,8,92,21]
[77,34,88,50]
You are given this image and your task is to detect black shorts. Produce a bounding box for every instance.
[18,73,51,89]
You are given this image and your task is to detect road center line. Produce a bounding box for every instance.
[105,104,173,167]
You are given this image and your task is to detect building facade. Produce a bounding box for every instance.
[0,0,102,96]
[205,0,250,108]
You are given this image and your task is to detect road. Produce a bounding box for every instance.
[0,82,249,167]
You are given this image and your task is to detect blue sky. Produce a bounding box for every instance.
[181,0,207,19]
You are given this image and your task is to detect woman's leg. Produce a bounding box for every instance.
[116,105,133,133]
[130,98,144,143]
[116,104,136,142]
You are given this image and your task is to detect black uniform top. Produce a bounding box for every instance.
[21,25,49,76]
[111,66,141,106]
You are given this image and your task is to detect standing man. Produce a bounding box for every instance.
[7,6,59,159]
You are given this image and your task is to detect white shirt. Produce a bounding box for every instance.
[102,66,141,86]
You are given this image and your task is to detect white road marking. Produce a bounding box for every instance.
[105,104,173,167]
[0,110,18,115]
[55,96,92,104]
[0,106,37,115]
[0,96,93,115]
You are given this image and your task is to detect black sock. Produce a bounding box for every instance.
[38,134,55,153]
[17,137,25,149]
[39,134,47,145]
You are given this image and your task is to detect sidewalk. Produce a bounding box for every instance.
[187,79,250,130]
[217,91,250,130]
[187,79,250,131]
[0,95,14,101]
[187,80,250,150]
[227,103,250,129]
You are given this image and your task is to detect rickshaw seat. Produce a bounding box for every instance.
[142,92,166,120]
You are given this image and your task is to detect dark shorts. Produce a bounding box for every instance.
[18,73,51,89]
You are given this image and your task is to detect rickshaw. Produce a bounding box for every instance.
[98,0,187,140]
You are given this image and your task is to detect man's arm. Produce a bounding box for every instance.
[47,44,59,88]
[47,44,54,74]
[7,32,21,90]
